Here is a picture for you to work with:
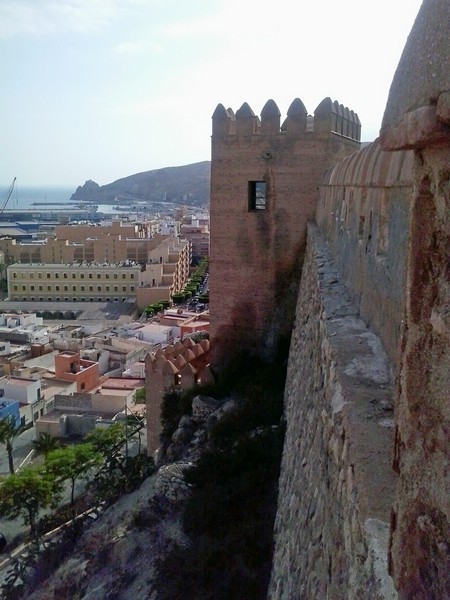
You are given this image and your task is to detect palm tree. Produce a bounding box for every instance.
[0,416,22,474]
[33,432,60,459]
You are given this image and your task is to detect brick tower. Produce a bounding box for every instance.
[209,97,361,366]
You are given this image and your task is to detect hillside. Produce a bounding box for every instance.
[6,356,286,600]
[71,161,211,208]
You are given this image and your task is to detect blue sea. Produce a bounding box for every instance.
[0,184,117,214]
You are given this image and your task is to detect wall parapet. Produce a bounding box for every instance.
[269,222,397,599]
[316,139,414,366]
[212,97,361,140]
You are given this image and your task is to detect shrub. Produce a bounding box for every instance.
[171,293,184,305]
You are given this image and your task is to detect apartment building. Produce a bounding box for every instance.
[7,262,141,303]
[179,223,209,258]
[4,221,191,308]
[136,237,191,308]
[0,221,178,267]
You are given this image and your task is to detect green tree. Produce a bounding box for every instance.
[45,443,103,509]
[134,388,146,404]
[33,433,60,459]
[0,416,22,474]
[85,423,127,459]
[0,466,61,538]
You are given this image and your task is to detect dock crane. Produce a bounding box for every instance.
[1,177,16,216]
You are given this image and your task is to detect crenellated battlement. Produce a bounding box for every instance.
[212,97,361,141]
[210,95,360,366]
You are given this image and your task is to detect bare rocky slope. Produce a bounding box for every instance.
[22,475,186,600]
[71,161,211,208]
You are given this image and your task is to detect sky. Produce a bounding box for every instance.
[0,0,424,187]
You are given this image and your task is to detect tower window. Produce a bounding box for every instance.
[248,181,267,211]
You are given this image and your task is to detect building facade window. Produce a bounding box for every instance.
[248,181,267,211]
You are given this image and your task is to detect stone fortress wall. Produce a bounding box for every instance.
[267,1,450,598]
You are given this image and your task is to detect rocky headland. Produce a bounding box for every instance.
[71,161,211,208]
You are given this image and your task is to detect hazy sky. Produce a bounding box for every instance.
[1,0,423,187]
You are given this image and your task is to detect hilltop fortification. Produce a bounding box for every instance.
[209,97,360,366]
[209,0,450,597]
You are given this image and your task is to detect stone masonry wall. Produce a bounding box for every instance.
[268,223,397,599]
[316,140,413,365]
[379,2,450,596]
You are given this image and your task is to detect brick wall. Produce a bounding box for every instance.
[209,98,360,366]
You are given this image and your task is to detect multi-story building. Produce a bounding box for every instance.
[7,262,141,304]
[0,221,181,267]
[54,350,100,393]
[0,398,21,429]
[179,222,209,258]
[53,221,150,242]
[0,374,47,423]
[4,220,192,309]
[6,237,191,309]
[136,237,191,308]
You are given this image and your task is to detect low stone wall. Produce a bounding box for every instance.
[54,393,92,410]
[268,223,397,599]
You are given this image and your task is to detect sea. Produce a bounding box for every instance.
[0,184,117,214]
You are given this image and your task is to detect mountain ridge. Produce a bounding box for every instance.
[71,161,211,208]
